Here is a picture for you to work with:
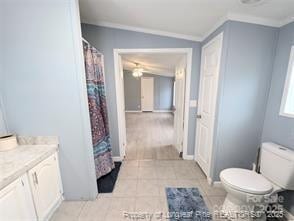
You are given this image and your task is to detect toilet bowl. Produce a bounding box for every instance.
[219,143,294,221]
[220,168,281,221]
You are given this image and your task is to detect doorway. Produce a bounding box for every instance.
[141,77,154,111]
[114,48,193,161]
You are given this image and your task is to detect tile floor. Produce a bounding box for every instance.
[125,113,180,160]
[51,159,227,221]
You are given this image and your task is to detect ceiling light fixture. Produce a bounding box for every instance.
[132,63,143,78]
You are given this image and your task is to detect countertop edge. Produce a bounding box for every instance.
[0,145,59,190]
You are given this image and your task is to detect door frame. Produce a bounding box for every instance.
[194,32,223,183]
[113,48,193,160]
[141,76,154,111]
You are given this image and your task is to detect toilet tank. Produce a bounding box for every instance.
[260,142,294,190]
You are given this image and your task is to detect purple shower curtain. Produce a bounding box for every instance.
[83,41,114,179]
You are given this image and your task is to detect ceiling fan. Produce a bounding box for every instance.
[124,60,174,78]
[132,63,145,78]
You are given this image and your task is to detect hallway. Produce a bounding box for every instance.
[125,113,180,160]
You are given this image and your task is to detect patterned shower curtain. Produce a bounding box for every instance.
[83,41,114,179]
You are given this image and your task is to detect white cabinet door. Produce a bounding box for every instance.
[29,153,62,221]
[0,174,37,221]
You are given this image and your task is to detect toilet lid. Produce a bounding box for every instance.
[220,168,273,195]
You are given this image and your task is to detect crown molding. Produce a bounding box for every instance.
[201,12,293,41]
[201,15,228,41]
[227,13,281,27]
[82,20,202,42]
[82,13,294,43]
[279,16,294,27]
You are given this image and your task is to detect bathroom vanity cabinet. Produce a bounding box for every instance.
[0,145,63,221]
[0,174,37,220]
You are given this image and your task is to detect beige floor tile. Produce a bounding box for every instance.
[175,179,199,187]
[155,160,174,167]
[172,159,196,168]
[138,167,157,179]
[143,148,156,159]
[139,160,156,167]
[122,160,139,167]
[50,201,86,221]
[156,166,176,179]
[113,180,137,197]
[174,166,200,180]
[157,179,178,196]
[137,179,159,196]
[78,197,112,221]
[97,193,113,198]
[208,196,226,208]
[190,164,207,179]
[104,197,136,221]
[135,196,163,213]
[203,196,213,212]
[125,113,179,161]
[199,180,227,196]
[208,196,227,221]
[125,150,137,160]
[118,165,139,180]
[159,197,169,213]
[136,148,145,160]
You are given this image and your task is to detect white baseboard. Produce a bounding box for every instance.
[125,110,142,113]
[183,155,194,160]
[45,195,63,221]
[112,156,123,162]
[153,110,173,113]
[213,181,223,188]
[207,177,213,185]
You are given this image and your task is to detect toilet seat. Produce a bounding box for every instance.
[220,168,273,195]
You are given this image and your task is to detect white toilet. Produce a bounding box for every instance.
[220,142,294,221]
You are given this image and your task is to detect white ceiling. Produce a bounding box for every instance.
[122,53,185,77]
[79,0,294,41]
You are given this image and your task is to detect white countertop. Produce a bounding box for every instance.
[0,144,58,190]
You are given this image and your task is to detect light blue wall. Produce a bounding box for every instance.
[81,24,201,156]
[124,71,174,111]
[0,100,7,135]
[1,1,97,200]
[154,74,174,110]
[0,4,5,135]
[262,22,294,215]
[124,71,141,111]
[204,21,279,181]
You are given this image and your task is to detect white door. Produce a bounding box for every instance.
[28,153,62,220]
[141,77,154,111]
[174,68,186,153]
[117,55,127,157]
[196,33,223,176]
[0,174,37,221]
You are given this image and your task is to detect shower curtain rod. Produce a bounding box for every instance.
[82,37,103,55]
[82,37,90,44]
